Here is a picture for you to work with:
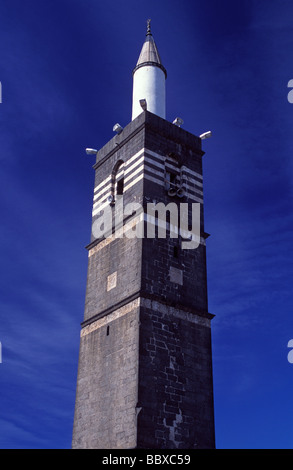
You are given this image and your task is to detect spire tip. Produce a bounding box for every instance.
[147,18,151,35]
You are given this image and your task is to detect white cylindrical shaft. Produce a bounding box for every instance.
[132,65,166,120]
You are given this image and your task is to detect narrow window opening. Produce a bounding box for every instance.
[165,171,177,190]
[106,325,110,336]
[170,173,177,185]
[116,177,124,196]
[173,246,179,258]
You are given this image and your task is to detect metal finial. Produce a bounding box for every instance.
[147,18,151,35]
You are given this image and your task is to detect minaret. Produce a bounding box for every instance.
[132,19,166,120]
[72,21,215,449]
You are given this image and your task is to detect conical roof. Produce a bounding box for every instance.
[133,20,167,78]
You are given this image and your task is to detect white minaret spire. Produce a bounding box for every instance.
[132,19,167,120]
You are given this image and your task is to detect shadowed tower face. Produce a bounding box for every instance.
[72,20,215,450]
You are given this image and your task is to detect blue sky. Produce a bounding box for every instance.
[0,0,293,449]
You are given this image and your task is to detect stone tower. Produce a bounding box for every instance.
[72,21,215,449]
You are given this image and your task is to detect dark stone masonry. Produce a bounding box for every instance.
[72,111,215,449]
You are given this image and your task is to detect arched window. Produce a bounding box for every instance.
[110,160,125,204]
[164,154,186,198]
[164,155,180,197]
